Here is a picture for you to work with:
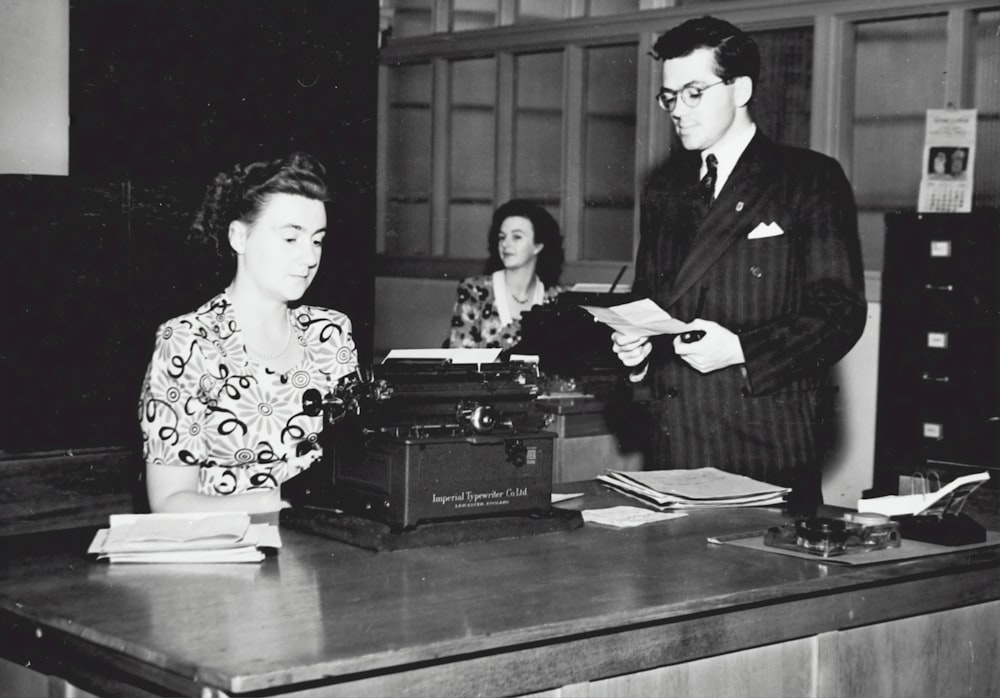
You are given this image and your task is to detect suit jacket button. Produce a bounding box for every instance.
[666,387,679,398]
[750,266,763,278]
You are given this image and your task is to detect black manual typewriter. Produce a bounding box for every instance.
[297,358,557,530]
[514,289,634,393]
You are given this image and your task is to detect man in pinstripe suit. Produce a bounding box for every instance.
[612,16,866,515]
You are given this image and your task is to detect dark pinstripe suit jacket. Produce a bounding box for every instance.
[633,131,867,509]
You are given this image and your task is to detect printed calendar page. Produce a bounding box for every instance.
[918,109,976,213]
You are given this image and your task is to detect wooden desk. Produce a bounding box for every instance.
[0,484,997,697]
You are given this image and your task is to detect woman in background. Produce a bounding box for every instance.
[139,152,358,513]
[448,199,564,349]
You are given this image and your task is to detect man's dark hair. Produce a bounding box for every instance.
[651,16,760,89]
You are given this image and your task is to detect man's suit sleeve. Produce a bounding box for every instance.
[632,164,672,302]
[738,154,867,395]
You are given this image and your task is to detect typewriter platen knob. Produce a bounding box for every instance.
[470,405,497,432]
[457,401,498,433]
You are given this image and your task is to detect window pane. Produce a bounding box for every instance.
[448,202,493,258]
[383,0,433,38]
[386,63,433,256]
[974,10,1000,210]
[852,15,948,271]
[751,26,813,149]
[450,57,496,200]
[517,0,569,23]
[582,208,634,261]
[582,43,637,262]
[386,202,432,257]
[587,0,640,17]
[514,51,564,200]
[449,57,496,258]
[453,0,497,32]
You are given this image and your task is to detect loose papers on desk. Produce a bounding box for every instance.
[857,471,990,517]
[88,512,281,563]
[597,467,790,510]
[582,506,687,528]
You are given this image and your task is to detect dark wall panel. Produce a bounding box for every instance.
[0,2,376,455]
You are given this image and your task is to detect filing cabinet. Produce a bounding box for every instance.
[872,209,1000,513]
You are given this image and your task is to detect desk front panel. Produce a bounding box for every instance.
[0,484,997,696]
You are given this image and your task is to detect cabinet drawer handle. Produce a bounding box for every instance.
[921,372,950,383]
[923,283,954,292]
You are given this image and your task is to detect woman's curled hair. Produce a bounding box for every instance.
[484,199,565,288]
[190,152,330,279]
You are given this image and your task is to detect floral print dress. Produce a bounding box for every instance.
[448,271,561,349]
[138,291,358,497]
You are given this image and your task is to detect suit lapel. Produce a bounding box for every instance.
[666,133,778,307]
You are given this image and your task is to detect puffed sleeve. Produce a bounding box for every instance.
[447,277,484,348]
[138,320,211,468]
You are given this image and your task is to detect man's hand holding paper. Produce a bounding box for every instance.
[672,319,745,373]
[591,299,746,377]
[588,299,694,381]
[611,332,653,383]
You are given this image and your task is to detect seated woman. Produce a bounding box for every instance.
[448,199,564,349]
[138,152,358,513]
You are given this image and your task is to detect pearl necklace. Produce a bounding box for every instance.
[509,278,536,305]
[246,319,293,361]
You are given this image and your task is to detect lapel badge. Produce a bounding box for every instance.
[736,201,745,212]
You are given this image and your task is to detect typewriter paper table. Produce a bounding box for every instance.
[0,483,997,697]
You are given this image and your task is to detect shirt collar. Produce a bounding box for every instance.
[701,122,757,194]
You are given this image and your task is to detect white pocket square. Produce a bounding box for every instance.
[747,222,784,239]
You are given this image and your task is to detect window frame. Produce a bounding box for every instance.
[376,0,997,298]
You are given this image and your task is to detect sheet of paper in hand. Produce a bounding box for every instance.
[580,298,693,337]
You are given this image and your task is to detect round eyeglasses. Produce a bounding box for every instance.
[655,80,726,113]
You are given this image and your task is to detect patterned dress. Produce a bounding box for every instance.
[448,271,562,349]
[138,291,358,497]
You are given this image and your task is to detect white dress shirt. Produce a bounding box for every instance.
[700,122,757,199]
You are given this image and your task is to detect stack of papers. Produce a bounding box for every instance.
[597,467,790,510]
[88,512,281,563]
[857,471,990,517]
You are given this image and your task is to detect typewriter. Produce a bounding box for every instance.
[514,287,635,395]
[299,357,556,530]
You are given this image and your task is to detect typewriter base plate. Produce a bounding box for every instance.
[280,505,583,552]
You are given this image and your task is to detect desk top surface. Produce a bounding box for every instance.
[1,483,997,695]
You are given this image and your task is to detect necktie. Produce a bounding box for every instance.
[700,153,718,205]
